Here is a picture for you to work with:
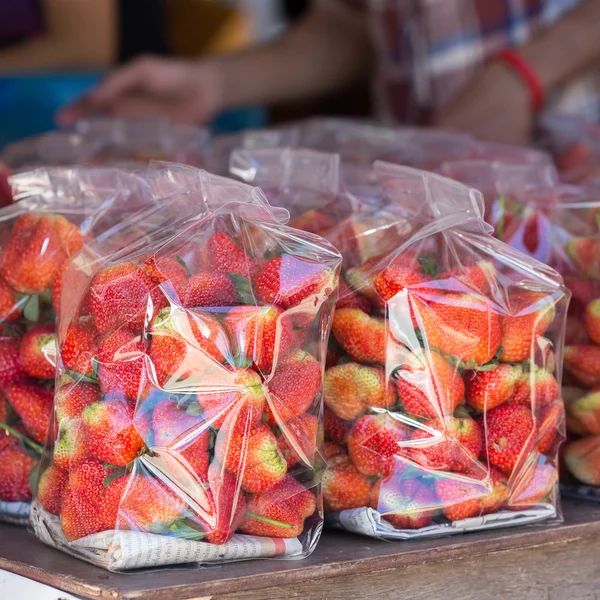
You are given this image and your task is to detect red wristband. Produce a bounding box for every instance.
[496,48,544,113]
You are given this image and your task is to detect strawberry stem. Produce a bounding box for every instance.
[245,512,295,529]
[0,422,43,454]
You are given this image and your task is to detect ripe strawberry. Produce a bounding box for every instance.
[224,305,292,374]
[290,209,336,235]
[241,475,316,538]
[19,324,56,379]
[371,477,436,529]
[0,278,22,323]
[563,435,600,485]
[455,261,496,296]
[345,257,386,309]
[511,367,559,408]
[324,362,396,421]
[97,329,148,400]
[51,260,67,315]
[89,262,155,334]
[0,214,65,293]
[499,292,556,363]
[54,216,85,257]
[61,320,98,375]
[396,350,464,418]
[142,255,188,297]
[434,475,490,521]
[563,345,600,387]
[53,418,88,470]
[566,390,600,435]
[149,307,229,386]
[199,232,256,277]
[215,421,287,493]
[336,278,373,315]
[277,412,319,468]
[0,336,29,389]
[322,460,372,512]
[265,350,321,425]
[254,254,334,310]
[0,444,36,501]
[584,299,600,345]
[480,467,509,515]
[81,398,145,466]
[183,271,237,308]
[507,454,557,510]
[55,383,99,422]
[323,441,346,461]
[348,414,409,476]
[464,364,522,412]
[0,423,22,453]
[0,397,6,426]
[373,258,429,302]
[290,326,308,349]
[6,383,53,444]
[332,308,386,365]
[479,404,534,473]
[564,275,600,312]
[197,368,265,429]
[566,237,600,279]
[37,465,68,516]
[563,386,591,436]
[564,315,589,346]
[324,405,351,444]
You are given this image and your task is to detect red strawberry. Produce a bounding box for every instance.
[290,209,336,235]
[152,398,208,446]
[277,412,319,468]
[584,298,600,345]
[51,260,67,315]
[19,324,56,379]
[0,336,29,389]
[511,367,559,408]
[564,275,600,311]
[0,444,36,501]
[55,382,99,422]
[563,345,600,387]
[6,383,53,444]
[565,390,600,435]
[324,362,396,421]
[396,350,464,418]
[434,474,490,521]
[480,467,509,514]
[371,477,436,529]
[0,397,6,427]
[54,216,85,257]
[61,320,98,376]
[53,418,88,471]
[348,414,409,477]
[265,350,321,425]
[500,292,556,363]
[0,214,65,293]
[197,368,265,429]
[324,405,351,444]
[566,237,600,279]
[0,278,22,323]
[373,259,429,302]
[254,254,334,310]
[142,255,188,297]
[0,164,12,207]
[97,329,148,400]
[81,398,145,466]
[345,257,385,309]
[37,465,68,516]
[563,435,600,485]
[454,261,496,295]
[563,386,590,435]
[322,460,372,512]
[332,308,386,365]
[0,423,22,453]
[183,271,237,308]
[464,364,522,412]
[507,454,557,510]
[224,305,292,374]
[323,441,346,461]
[199,232,256,277]
[241,475,316,538]
[336,278,373,315]
[564,315,589,345]
[479,404,534,473]
[290,326,308,349]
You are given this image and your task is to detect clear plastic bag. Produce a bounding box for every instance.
[31,163,342,570]
[322,162,569,539]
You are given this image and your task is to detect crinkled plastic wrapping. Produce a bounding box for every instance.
[31,163,342,570]
[0,167,152,525]
[320,162,569,540]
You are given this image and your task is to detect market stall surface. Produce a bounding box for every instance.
[0,498,599,600]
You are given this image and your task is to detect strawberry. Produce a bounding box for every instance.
[277,412,319,468]
[0,444,36,501]
[289,209,336,235]
[348,414,409,476]
[0,336,29,389]
[0,397,6,426]
[499,292,556,363]
[265,349,321,425]
[565,315,589,345]
[557,141,598,180]
[511,367,559,408]
[149,307,229,386]
[507,454,557,510]
[0,164,12,207]
[89,262,155,335]
[224,305,292,374]
[61,320,98,376]
[142,255,188,297]
[6,383,53,444]
[324,405,351,444]
[565,390,600,435]
[478,404,534,473]
[345,257,385,309]
[54,216,85,257]
[19,324,56,379]
[566,237,600,280]
[323,441,345,461]
[197,368,265,429]
[563,386,591,435]
[51,260,67,315]
[53,418,88,471]
[480,467,509,515]
[336,278,373,315]
[0,278,22,323]
[434,474,490,521]
[564,275,600,311]
[0,214,65,293]
[97,329,148,400]
[290,326,308,349]
[241,475,316,538]
[322,460,372,512]
[215,421,287,493]
[464,364,522,412]
[563,345,600,387]
[332,308,386,365]
[563,435,600,485]
[373,258,429,302]
[370,477,436,529]
[396,350,464,418]
[183,271,237,308]
[55,382,99,422]
[324,362,396,421]
[37,465,68,516]
[81,398,145,466]
[199,232,256,277]
[584,298,600,344]
[536,400,563,454]
[254,254,334,310]
[455,261,496,296]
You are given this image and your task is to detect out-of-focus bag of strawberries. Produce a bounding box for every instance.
[0,166,152,525]
[31,163,342,571]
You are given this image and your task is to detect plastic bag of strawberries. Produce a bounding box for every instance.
[321,162,569,539]
[0,166,152,525]
[30,163,342,570]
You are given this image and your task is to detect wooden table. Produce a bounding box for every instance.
[1,498,599,600]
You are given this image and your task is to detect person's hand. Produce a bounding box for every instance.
[57,56,224,126]
[435,61,533,146]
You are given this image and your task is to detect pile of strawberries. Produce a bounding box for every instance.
[35,224,339,546]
